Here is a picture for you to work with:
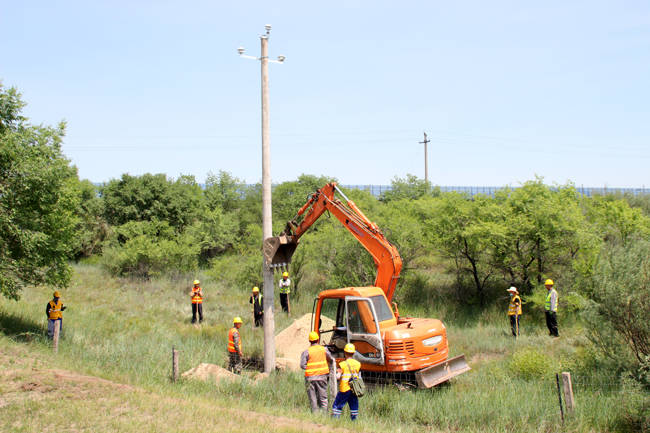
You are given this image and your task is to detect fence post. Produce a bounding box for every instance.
[172,347,179,382]
[561,372,575,412]
[555,373,565,423]
[329,358,337,407]
[52,320,60,353]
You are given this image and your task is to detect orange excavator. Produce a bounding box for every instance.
[264,182,469,388]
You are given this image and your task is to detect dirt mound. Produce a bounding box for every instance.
[274,313,335,371]
[181,363,240,382]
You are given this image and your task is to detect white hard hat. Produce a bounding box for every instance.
[507,286,518,293]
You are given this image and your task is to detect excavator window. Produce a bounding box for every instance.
[369,295,394,322]
[346,301,365,333]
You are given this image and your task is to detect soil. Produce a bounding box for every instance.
[274,313,335,371]
[181,362,240,382]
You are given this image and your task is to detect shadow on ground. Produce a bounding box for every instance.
[0,309,46,342]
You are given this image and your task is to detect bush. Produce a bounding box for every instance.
[101,221,199,278]
[610,377,650,432]
[581,238,650,380]
[510,347,555,380]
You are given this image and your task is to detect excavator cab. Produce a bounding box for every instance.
[313,291,387,366]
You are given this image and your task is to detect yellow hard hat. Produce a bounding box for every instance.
[308,331,319,342]
[544,279,554,286]
[53,291,61,298]
[282,271,289,278]
[193,280,200,285]
[344,343,356,354]
[233,317,243,324]
[252,286,259,293]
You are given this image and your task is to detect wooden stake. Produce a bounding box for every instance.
[52,320,60,353]
[561,372,575,412]
[172,347,179,382]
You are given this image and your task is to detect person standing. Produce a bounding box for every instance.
[190,279,203,324]
[300,331,333,413]
[507,286,522,337]
[332,343,361,421]
[278,271,291,314]
[544,279,559,337]
[46,291,66,339]
[228,317,244,374]
[249,286,263,327]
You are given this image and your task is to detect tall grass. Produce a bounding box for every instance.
[0,263,644,433]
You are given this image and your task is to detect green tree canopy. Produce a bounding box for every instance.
[101,173,204,231]
[0,83,80,299]
[380,174,439,202]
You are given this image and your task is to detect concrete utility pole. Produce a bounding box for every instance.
[238,25,285,374]
[419,132,430,183]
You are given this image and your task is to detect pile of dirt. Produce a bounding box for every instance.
[181,363,239,382]
[274,313,335,371]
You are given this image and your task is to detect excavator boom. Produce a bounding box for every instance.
[264,182,402,302]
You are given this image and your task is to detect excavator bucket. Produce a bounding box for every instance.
[263,234,299,269]
[414,354,471,388]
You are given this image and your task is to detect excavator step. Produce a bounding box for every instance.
[414,354,471,388]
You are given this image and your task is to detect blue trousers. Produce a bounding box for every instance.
[332,390,358,420]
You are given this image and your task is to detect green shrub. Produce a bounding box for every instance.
[610,377,650,432]
[101,230,199,278]
[581,238,650,380]
[510,347,555,380]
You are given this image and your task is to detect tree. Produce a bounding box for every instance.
[419,193,496,301]
[0,84,80,299]
[102,173,204,231]
[74,179,109,258]
[272,174,335,229]
[584,195,650,246]
[204,170,245,213]
[380,174,439,203]
[490,181,595,292]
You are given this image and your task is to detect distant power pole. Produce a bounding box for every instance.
[419,132,430,183]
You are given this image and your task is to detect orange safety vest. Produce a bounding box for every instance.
[191,287,203,304]
[305,345,329,377]
[48,300,64,320]
[508,295,522,316]
[228,328,241,353]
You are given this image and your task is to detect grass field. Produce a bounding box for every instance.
[0,264,646,432]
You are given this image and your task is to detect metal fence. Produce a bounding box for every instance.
[340,184,649,198]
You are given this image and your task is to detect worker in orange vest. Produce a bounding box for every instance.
[300,331,333,413]
[332,343,361,420]
[507,286,522,337]
[228,317,244,374]
[45,291,67,339]
[190,279,203,324]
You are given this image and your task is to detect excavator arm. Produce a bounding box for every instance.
[263,182,403,303]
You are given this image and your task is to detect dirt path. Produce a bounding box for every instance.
[0,343,359,433]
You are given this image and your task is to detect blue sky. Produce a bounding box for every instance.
[2,1,649,187]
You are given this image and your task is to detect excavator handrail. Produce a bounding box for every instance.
[271,182,403,303]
